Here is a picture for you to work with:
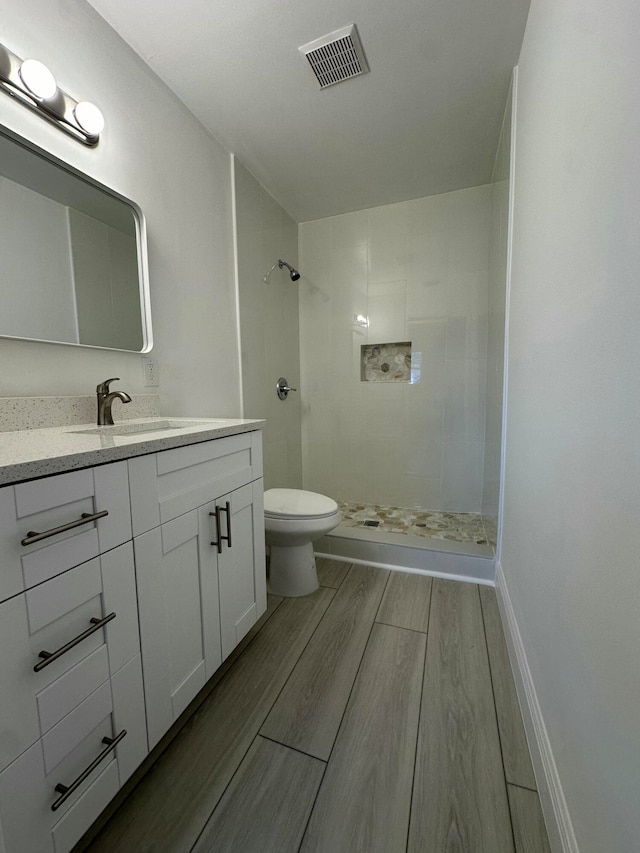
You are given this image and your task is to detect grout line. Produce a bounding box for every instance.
[296,757,329,853]
[507,780,539,793]
[186,597,299,852]
[256,584,339,731]
[188,732,264,852]
[478,585,518,853]
[297,567,391,851]
[188,591,335,852]
[374,619,428,636]
[317,558,353,591]
[259,733,328,764]
[318,566,391,765]
[404,573,434,852]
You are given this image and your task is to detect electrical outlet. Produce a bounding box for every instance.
[143,358,159,387]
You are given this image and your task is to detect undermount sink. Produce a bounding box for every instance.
[70,420,219,436]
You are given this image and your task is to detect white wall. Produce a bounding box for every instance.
[234,159,302,489]
[501,1,640,850]
[299,186,491,512]
[0,0,240,417]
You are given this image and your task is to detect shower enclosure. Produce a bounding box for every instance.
[298,96,511,563]
[234,91,511,573]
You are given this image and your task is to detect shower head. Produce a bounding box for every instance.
[263,259,301,284]
[279,259,301,281]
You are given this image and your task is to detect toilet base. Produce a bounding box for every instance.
[268,541,319,597]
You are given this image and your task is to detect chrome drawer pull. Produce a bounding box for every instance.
[34,612,116,672]
[51,729,126,812]
[210,502,232,553]
[21,509,109,546]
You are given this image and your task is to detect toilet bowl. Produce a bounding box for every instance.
[264,488,342,597]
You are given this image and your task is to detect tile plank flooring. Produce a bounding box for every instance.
[408,580,513,853]
[261,564,388,760]
[81,558,551,853]
[480,585,537,789]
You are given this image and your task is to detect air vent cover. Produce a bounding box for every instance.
[299,24,369,89]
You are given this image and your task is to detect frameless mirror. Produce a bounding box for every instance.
[0,125,152,352]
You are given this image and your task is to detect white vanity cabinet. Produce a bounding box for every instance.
[129,431,266,748]
[0,463,147,853]
[0,422,265,852]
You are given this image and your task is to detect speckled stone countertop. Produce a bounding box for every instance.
[0,417,265,486]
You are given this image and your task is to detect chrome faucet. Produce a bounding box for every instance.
[96,378,132,425]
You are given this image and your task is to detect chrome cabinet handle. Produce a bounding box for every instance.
[209,501,232,553]
[34,613,116,672]
[51,730,126,811]
[21,509,109,546]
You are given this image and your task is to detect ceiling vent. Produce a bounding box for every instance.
[299,24,369,90]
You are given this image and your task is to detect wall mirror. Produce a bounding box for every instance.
[0,125,152,352]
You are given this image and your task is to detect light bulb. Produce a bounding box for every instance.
[73,101,105,136]
[19,59,57,99]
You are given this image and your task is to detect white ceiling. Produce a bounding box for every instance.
[86,0,530,222]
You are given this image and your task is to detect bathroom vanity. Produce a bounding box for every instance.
[0,418,265,853]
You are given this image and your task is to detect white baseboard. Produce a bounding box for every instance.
[495,561,579,853]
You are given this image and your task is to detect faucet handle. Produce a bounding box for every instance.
[96,378,120,394]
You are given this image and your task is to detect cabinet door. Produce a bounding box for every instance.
[217,479,266,661]
[135,508,222,748]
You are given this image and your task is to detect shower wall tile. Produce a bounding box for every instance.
[443,359,487,443]
[405,191,450,238]
[300,184,492,513]
[442,441,484,512]
[447,185,492,274]
[447,270,490,317]
[368,281,408,343]
[332,210,368,251]
[368,204,409,283]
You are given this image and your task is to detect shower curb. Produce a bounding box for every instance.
[315,528,495,584]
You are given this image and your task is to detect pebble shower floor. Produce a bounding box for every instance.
[337,501,497,549]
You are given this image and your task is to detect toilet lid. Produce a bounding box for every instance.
[264,488,339,519]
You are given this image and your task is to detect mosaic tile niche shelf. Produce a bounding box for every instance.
[360,342,411,382]
[338,501,498,549]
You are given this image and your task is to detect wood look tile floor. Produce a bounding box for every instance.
[80,560,551,853]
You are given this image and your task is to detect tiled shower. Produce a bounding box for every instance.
[235,94,510,558]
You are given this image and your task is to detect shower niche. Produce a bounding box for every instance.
[360,342,411,382]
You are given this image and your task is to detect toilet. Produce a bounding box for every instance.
[264,488,342,596]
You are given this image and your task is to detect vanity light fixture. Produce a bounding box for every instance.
[18,58,57,99]
[0,42,104,146]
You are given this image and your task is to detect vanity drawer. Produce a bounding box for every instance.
[0,542,140,773]
[0,654,147,853]
[128,430,263,535]
[0,461,132,603]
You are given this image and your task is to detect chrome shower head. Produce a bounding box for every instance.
[278,259,301,281]
[263,259,301,284]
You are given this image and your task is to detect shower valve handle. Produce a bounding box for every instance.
[276,377,297,400]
